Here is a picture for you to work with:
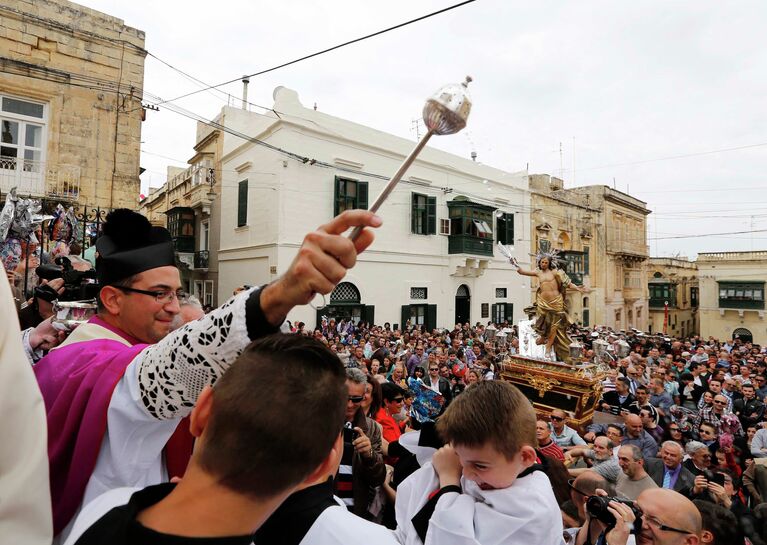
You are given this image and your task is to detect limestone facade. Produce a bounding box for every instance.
[529,176,650,331]
[138,122,222,306]
[0,0,145,210]
[697,251,767,344]
[213,86,532,330]
[646,257,699,338]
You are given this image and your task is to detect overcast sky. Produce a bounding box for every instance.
[78,0,767,258]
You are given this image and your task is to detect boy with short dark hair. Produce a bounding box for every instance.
[64,334,395,545]
[394,380,562,544]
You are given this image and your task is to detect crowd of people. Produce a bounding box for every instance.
[2,206,765,545]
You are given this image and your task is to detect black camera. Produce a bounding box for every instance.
[342,425,360,444]
[586,495,643,532]
[704,470,725,487]
[36,256,99,302]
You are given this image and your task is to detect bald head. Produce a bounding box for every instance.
[571,470,613,522]
[625,413,644,438]
[636,489,701,545]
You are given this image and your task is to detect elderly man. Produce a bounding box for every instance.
[646,441,695,495]
[566,436,621,484]
[683,442,712,477]
[549,409,587,450]
[631,489,702,545]
[616,444,658,500]
[536,420,564,461]
[623,413,659,459]
[34,208,382,540]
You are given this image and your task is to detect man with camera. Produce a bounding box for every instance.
[333,367,385,519]
[580,488,703,545]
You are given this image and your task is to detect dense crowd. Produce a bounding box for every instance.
[2,206,764,545]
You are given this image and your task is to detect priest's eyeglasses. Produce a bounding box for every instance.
[115,286,184,304]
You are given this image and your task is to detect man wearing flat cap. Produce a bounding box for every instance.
[34,208,381,541]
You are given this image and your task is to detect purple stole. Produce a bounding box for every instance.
[34,317,149,535]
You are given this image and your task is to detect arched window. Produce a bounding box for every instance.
[456,284,470,297]
[329,282,361,304]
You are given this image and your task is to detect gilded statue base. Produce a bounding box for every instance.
[497,355,605,430]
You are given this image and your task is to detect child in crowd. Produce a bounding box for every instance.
[394,380,562,545]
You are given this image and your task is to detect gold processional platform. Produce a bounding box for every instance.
[497,355,605,430]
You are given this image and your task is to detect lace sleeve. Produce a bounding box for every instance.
[135,289,254,420]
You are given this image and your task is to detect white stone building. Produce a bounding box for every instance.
[216,86,532,330]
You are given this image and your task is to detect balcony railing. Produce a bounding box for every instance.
[194,250,209,269]
[649,298,676,308]
[0,157,81,199]
[719,298,765,310]
[448,234,494,257]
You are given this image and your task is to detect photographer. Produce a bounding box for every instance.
[17,277,65,329]
[574,489,639,545]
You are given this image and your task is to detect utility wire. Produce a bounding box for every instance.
[147,0,477,107]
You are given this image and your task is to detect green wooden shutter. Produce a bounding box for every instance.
[237,180,248,227]
[583,246,590,275]
[411,193,418,233]
[363,305,375,326]
[401,305,410,332]
[426,304,437,331]
[357,181,368,210]
[505,303,514,323]
[507,213,514,244]
[491,303,497,323]
[427,196,437,235]
[333,177,341,216]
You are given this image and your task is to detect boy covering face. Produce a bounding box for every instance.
[394,381,562,544]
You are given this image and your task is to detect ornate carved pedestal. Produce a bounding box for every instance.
[497,355,605,429]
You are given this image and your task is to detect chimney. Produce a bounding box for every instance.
[471,151,477,161]
[241,76,250,110]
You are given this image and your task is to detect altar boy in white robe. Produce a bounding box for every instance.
[394,381,563,545]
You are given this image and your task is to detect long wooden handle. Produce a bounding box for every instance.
[348,130,434,242]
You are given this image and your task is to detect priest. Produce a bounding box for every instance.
[34,208,381,540]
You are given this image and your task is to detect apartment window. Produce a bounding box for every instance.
[201,221,210,251]
[583,246,590,275]
[166,207,195,252]
[411,193,437,235]
[496,213,514,245]
[237,180,248,227]
[492,303,513,323]
[649,283,676,308]
[495,288,507,298]
[446,198,495,257]
[410,304,427,325]
[561,251,585,285]
[334,177,368,215]
[410,287,428,300]
[718,281,765,310]
[1,94,46,190]
[481,303,489,318]
[691,286,699,308]
[539,239,551,253]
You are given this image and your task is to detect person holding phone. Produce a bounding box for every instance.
[334,367,385,518]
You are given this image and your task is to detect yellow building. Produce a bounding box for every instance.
[0,0,145,209]
[647,257,699,338]
[697,251,767,344]
[529,175,651,330]
[139,122,222,306]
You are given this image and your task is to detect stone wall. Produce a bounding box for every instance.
[0,0,145,209]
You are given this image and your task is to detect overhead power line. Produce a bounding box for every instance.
[147,0,478,107]
[650,229,767,241]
